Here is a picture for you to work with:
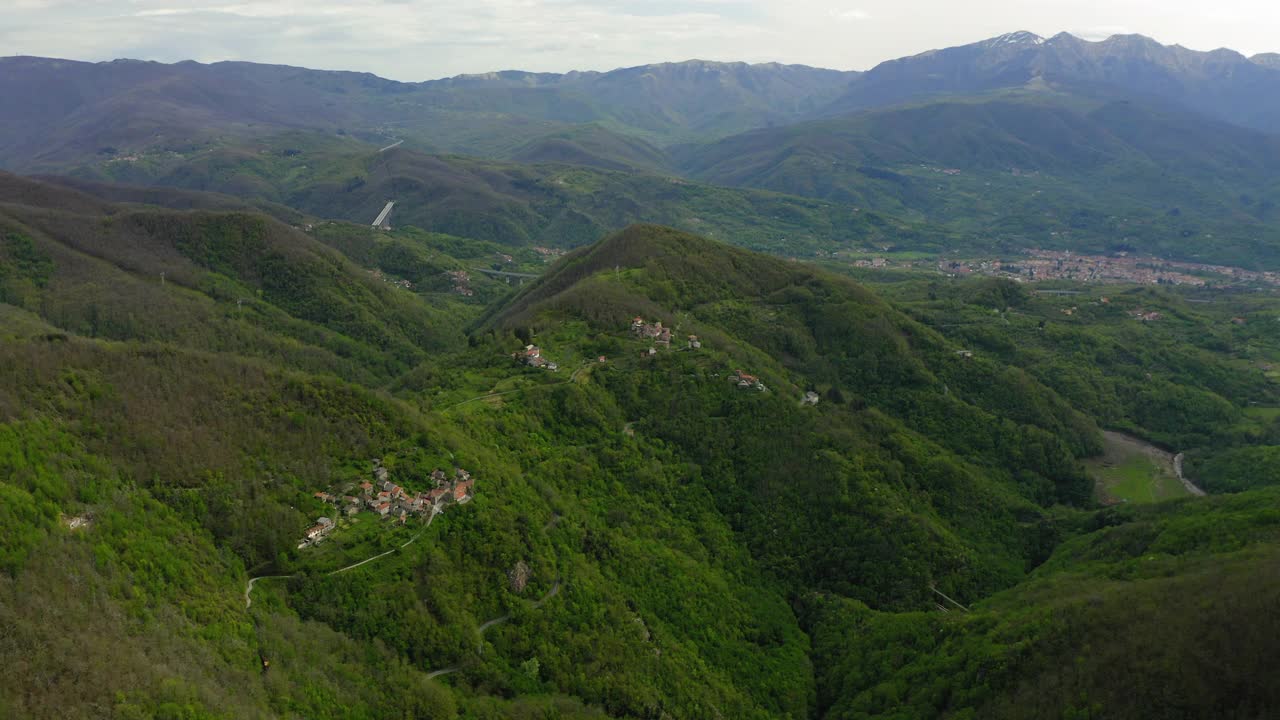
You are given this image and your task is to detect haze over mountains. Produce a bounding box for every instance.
[3,30,1280,271]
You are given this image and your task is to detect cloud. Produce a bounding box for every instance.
[1072,25,1133,41]
[831,8,870,21]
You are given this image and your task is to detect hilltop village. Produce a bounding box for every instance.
[300,459,476,547]
[632,316,701,354]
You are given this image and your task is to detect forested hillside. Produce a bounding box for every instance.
[679,90,1280,267]
[5,25,1280,715]
[3,175,1279,717]
[63,135,949,255]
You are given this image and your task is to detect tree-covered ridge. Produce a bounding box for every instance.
[475,225,1099,603]
[0,172,477,383]
[678,90,1280,268]
[2,182,1279,720]
[858,274,1280,493]
[808,490,1280,719]
[64,132,952,256]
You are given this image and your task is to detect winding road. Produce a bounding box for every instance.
[1173,452,1206,497]
[244,575,292,609]
[425,578,564,679]
[245,515,434,609]
[246,511,566,684]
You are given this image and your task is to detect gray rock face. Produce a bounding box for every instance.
[508,560,531,594]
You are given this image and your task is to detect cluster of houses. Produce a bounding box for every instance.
[514,344,559,371]
[631,316,701,353]
[300,460,477,547]
[369,268,414,290]
[1130,309,1163,322]
[632,317,673,346]
[447,270,474,296]
[730,369,767,392]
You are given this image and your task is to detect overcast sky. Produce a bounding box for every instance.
[5,0,1278,80]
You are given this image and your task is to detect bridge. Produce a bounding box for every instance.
[371,201,395,229]
[473,268,540,280]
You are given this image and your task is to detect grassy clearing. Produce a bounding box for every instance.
[292,511,426,573]
[1088,431,1191,505]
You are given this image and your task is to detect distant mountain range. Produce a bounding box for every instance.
[825,31,1280,131]
[0,55,854,170]
[3,30,1280,266]
[4,31,1278,171]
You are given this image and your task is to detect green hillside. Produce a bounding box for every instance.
[69,134,955,255]
[679,90,1280,268]
[508,124,671,173]
[809,490,1280,719]
[3,181,1279,720]
[0,172,472,384]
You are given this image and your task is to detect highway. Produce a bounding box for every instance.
[371,201,395,228]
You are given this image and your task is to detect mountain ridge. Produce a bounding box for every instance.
[822,30,1280,131]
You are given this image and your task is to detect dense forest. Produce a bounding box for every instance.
[2,169,1279,719]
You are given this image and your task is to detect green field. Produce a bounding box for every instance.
[1088,432,1191,505]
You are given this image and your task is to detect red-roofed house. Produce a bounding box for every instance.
[454,480,474,504]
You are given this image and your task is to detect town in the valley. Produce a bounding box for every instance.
[841,248,1280,289]
[301,459,476,547]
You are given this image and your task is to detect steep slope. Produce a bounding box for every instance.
[75,135,951,255]
[0,56,403,171]
[450,60,857,143]
[482,225,1100,605]
[810,489,1280,719]
[0,172,470,383]
[508,124,671,172]
[0,192,824,718]
[5,193,1279,718]
[34,173,307,224]
[823,31,1280,132]
[680,90,1280,267]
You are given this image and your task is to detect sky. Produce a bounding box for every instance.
[4,0,1279,81]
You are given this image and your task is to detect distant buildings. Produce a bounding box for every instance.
[303,516,335,544]
[300,460,479,547]
[730,370,767,392]
[631,317,672,345]
[931,248,1280,289]
[514,345,558,371]
[447,270,474,296]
